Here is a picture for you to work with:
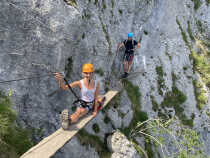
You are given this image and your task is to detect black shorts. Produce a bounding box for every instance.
[123,53,134,62]
[78,101,94,112]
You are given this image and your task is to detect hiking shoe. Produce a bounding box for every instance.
[125,72,129,77]
[121,72,128,79]
[121,73,127,79]
[60,109,69,130]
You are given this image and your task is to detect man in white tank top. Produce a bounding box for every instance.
[54,63,105,130]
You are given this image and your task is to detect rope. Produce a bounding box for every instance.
[0,73,54,84]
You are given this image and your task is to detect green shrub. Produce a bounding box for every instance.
[36,127,43,136]
[105,91,121,110]
[196,20,204,33]
[145,139,155,158]
[187,21,195,41]
[183,66,188,71]
[121,80,148,136]
[95,68,104,76]
[0,91,33,156]
[130,118,207,158]
[202,40,210,49]
[71,105,77,112]
[150,95,159,112]
[193,80,208,110]
[103,115,111,124]
[146,0,152,4]
[3,126,33,155]
[122,79,141,107]
[181,113,195,127]
[99,16,112,55]
[94,0,98,5]
[191,0,202,11]
[82,33,85,39]
[191,50,210,88]
[161,86,186,112]
[102,1,106,10]
[84,13,91,19]
[144,30,148,35]
[176,18,191,49]
[64,0,77,8]
[156,66,166,96]
[78,129,111,158]
[92,123,100,133]
[165,44,172,61]
[111,0,114,8]
[160,84,193,126]
[206,109,210,118]
[65,56,73,79]
[131,141,145,157]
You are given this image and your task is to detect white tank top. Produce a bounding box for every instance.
[80,79,97,102]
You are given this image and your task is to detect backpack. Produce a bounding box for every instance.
[124,40,135,51]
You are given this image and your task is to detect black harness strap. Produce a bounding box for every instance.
[63,78,94,106]
[63,78,80,100]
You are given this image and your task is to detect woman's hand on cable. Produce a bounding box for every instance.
[54,72,67,89]
[54,72,63,81]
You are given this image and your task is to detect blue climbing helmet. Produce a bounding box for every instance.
[128,32,133,38]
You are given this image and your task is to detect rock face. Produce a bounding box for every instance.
[107,131,140,158]
[52,137,100,158]
[0,0,209,157]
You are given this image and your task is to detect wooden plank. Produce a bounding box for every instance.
[20,90,118,158]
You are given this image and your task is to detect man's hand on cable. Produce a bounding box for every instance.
[131,47,136,51]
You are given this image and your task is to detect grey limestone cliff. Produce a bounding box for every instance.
[0,0,209,157]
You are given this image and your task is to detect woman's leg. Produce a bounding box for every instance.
[70,107,88,123]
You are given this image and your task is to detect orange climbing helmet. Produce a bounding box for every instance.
[82,63,94,72]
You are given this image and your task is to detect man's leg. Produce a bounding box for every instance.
[123,60,127,73]
[121,53,131,79]
[127,61,133,73]
[127,54,134,73]
[121,61,128,78]
[123,53,130,73]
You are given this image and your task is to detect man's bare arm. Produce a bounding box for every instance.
[117,42,125,52]
[137,42,140,48]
